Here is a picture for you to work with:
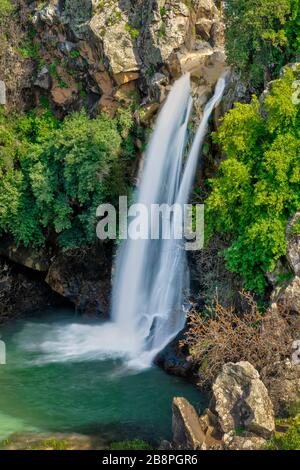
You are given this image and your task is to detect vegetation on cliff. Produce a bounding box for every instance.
[0,107,136,250]
[225,0,300,90]
[206,67,300,292]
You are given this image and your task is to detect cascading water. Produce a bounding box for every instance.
[20,74,226,369]
[111,73,226,368]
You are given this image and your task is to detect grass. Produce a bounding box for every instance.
[265,415,300,450]
[110,439,153,450]
[27,439,69,450]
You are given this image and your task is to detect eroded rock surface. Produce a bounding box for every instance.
[211,361,275,439]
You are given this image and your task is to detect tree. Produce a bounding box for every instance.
[224,0,300,90]
[206,67,300,292]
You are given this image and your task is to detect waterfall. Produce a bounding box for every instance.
[29,74,226,369]
[111,74,226,369]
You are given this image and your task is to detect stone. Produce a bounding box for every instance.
[149,72,169,102]
[195,0,218,20]
[89,5,141,75]
[0,80,6,105]
[210,19,225,47]
[34,66,51,90]
[223,432,266,450]
[51,85,77,106]
[45,247,111,316]
[63,0,93,38]
[98,95,118,116]
[195,18,212,41]
[114,72,140,86]
[36,1,61,26]
[292,340,300,366]
[92,70,114,96]
[172,397,206,450]
[212,361,275,439]
[286,212,300,276]
[0,241,49,272]
[273,276,300,314]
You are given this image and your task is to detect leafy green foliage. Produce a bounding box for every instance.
[266,416,300,450]
[224,0,300,89]
[0,108,135,249]
[206,67,300,292]
[0,0,14,20]
[110,439,153,450]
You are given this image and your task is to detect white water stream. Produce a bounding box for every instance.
[22,74,226,369]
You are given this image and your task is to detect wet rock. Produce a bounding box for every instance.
[0,257,61,322]
[212,361,275,439]
[45,246,111,316]
[155,330,194,378]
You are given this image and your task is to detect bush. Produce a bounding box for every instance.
[0,108,135,249]
[266,417,300,450]
[224,0,300,90]
[183,291,295,387]
[110,439,153,450]
[206,66,300,293]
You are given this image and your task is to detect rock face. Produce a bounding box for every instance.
[212,361,275,439]
[273,276,300,314]
[10,1,225,118]
[286,212,300,276]
[0,257,62,322]
[45,246,111,316]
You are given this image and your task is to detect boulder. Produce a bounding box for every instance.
[89,3,141,75]
[172,397,206,450]
[45,247,111,316]
[172,398,223,450]
[212,361,275,439]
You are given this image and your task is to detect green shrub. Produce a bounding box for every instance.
[110,439,153,450]
[0,108,135,250]
[206,66,300,292]
[224,0,300,90]
[266,417,300,450]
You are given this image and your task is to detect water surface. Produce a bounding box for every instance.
[0,309,205,444]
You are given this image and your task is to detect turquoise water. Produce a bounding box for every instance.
[0,309,205,444]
